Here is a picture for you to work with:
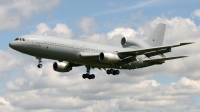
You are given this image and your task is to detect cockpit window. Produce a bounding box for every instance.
[15,38,19,41]
[14,38,25,41]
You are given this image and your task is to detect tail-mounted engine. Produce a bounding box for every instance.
[99,52,120,64]
[121,37,149,48]
[53,62,72,72]
[121,37,139,46]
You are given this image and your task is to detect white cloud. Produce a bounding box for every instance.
[32,23,51,35]
[192,9,200,19]
[31,23,74,38]
[0,50,22,77]
[0,97,15,112]
[2,12,200,112]
[107,27,136,39]
[78,17,97,34]
[0,0,60,31]
[9,91,89,110]
[4,77,200,112]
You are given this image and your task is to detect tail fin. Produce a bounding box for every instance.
[145,23,166,47]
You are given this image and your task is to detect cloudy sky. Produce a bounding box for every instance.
[1,0,200,112]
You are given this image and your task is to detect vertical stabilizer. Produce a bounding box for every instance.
[145,23,166,47]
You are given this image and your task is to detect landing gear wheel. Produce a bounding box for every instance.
[107,69,120,75]
[83,66,96,80]
[82,73,95,79]
[88,74,95,80]
[38,64,42,68]
[106,70,111,75]
[113,71,116,75]
[82,74,87,79]
[116,70,120,75]
[91,74,95,79]
[36,57,43,68]
[88,75,92,80]
[110,69,114,74]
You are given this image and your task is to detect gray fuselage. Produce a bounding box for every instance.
[9,35,153,69]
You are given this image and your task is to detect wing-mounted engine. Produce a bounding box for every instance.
[53,62,74,72]
[121,37,149,48]
[99,52,120,64]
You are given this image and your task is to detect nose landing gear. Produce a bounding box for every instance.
[37,64,43,68]
[36,57,43,68]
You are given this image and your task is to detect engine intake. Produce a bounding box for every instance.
[53,62,72,72]
[99,52,120,64]
[121,37,149,48]
[121,37,140,46]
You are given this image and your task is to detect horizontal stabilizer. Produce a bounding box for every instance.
[172,42,195,48]
[143,56,188,63]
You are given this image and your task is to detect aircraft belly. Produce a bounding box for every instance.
[36,45,75,60]
[121,61,153,69]
[25,44,154,69]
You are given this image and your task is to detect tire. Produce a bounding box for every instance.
[92,74,95,79]
[88,75,92,80]
[106,70,111,74]
[82,74,86,79]
[110,69,114,74]
[37,64,42,68]
[113,70,116,75]
[116,70,120,75]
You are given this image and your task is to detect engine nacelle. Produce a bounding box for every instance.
[53,62,72,72]
[99,52,120,64]
[121,37,149,48]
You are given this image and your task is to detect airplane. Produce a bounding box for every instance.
[9,23,194,80]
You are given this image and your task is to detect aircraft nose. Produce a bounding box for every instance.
[9,42,16,49]
[9,42,13,48]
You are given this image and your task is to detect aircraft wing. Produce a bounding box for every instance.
[143,56,187,63]
[79,42,193,66]
[118,42,194,57]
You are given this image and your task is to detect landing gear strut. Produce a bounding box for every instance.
[82,66,95,79]
[106,69,120,75]
[36,57,43,68]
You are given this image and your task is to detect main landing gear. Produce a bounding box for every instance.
[106,69,120,75]
[36,57,43,68]
[82,66,95,80]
